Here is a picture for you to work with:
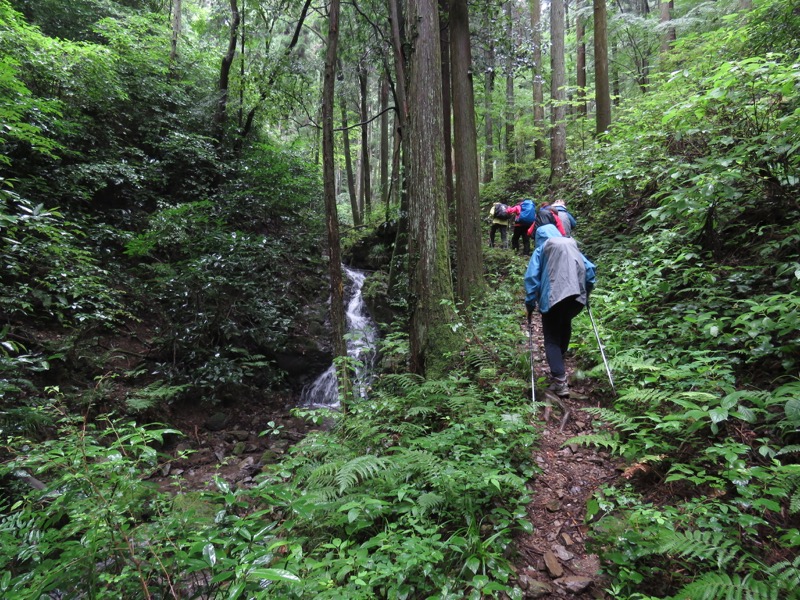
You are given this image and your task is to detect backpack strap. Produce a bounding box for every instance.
[551,209,566,236]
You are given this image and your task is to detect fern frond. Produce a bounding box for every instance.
[306,461,344,488]
[656,529,740,570]
[335,455,388,493]
[383,421,427,438]
[564,433,622,454]
[776,445,800,456]
[617,388,675,408]
[669,571,777,600]
[379,373,426,395]
[446,395,479,413]
[415,492,446,516]
[581,406,639,431]
[388,448,443,479]
[406,405,438,419]
[464,347,495,372]
[767,555,800,590]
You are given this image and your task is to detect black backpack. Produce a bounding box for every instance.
[493,202,510,220]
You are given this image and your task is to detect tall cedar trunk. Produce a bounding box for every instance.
[406,0,458,377]
[504,2,515,165]
[529,0,545,159]
[612,39,620,106]
[238,0,245,128]
[321,0,349,406]
[660,1,676,53]
[340,99,361,225]
[577,0,587,117]
[450,0,484,304]
[636,0,650,92]
[550,0,567,180]
[439,0,454,222]
[594,0,611,133]
[213,0,240,145]
[380,72,390,210]
[358,59,372,215]
[169,0,182,78]
[387,0,410,298]
[483,42,495,182]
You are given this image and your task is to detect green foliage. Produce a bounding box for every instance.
[1,185,131,328]
[244,294,539,597]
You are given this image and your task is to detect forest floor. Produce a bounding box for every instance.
[147,318,621,599]
[510,316,620,599]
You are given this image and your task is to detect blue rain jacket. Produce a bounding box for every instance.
[524,225,596,313]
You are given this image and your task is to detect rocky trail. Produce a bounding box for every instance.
[511,316,621,599]
[147,318,621,599]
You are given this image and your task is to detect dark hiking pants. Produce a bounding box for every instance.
[541,296,584,379]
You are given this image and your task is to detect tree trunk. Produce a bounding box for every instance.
[504,2,515,166]
[358,59,372,216]
[212,0,240,145]
[321,0,350,407]
[450,0,484,305]
[238,0,246,128]
[483,42,495,182]
[550,0,567,180]
[387,0,410,299]
[576,0,587,117]
[406,0,458,377]
[594,0,611,134]
[660,1,676,53]
[439,0,454,222]
[529,0,545,160]
[380,72,390,211]
[340,98,361,226]
[169,0,182,79]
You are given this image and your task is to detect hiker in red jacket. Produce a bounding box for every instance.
[508,198,536,256]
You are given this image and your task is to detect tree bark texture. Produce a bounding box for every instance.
[213,0,240,145]
[594,0,611,134]
[450,0,484,305]
[439,0,454,221]
[529,0,545,160]
[380,72,390,211]
[550,0,567,180]
[321,0,349,403]
[406,0,458,376]
[483,42,495,182]
[660,1,676,53]
[340,99,361,225]
[169,0,182,78]
[504,2,515,165]
[358,59,372,215]
[577,0,587,117]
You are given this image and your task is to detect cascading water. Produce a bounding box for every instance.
[299,265,378,408]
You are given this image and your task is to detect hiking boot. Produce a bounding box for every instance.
[548,377,569,398]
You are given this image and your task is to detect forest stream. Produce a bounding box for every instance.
[148,286,619,598]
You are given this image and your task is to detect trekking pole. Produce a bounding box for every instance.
[527,311,536,405]
[586,303,616,396]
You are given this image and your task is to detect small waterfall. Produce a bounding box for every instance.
[299,266,378,408]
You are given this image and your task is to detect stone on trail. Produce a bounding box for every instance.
[555,575,594,593]
[543,550,564,578]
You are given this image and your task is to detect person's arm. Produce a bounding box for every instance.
[567,210,577,229]
[524,248,543,312]
[583,256,596,293]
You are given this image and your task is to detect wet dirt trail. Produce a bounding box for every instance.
[511,315,621,599]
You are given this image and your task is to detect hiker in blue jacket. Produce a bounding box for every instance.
[524,224,596,398]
